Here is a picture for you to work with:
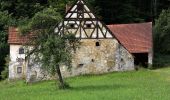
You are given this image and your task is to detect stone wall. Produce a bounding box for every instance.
[114,44,134,71]
[26,59,52,82]
[60,39,134,77]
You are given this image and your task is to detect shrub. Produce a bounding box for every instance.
[154,9,170,54]
[0,55,9,80]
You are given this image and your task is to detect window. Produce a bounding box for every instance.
[86,24,91,28]
[91,59,94,62]
[77,64,84,67]
[17,67,22,74]
[19,47,24,54]
[70,24,75,28]
[96,42,100,46]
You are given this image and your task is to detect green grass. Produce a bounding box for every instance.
[1,68,170,100]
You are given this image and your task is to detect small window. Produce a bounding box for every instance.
[91,59,94,62]
[70,24,75,28]
[77,64,84,67]
[121,58,124,62]
[86,24,91,28]
[17,67,22,74]
[19,47,24,54]
[96,42,100,46]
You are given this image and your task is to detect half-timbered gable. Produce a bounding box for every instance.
[55,0,113,39]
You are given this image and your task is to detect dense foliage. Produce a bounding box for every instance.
[154,9,170,54]
[0,11,13,79]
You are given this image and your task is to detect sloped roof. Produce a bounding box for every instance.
[107,22,152,53]
[8,22,152,53]
[8,27,34,44]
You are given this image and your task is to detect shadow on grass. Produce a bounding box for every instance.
[70,84,127,91]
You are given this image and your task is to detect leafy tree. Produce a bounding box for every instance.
[0,31,9,78]
[0,11,14,79]
[0,0,48,19]
[154,9,170,54]
[95,0,152,24]
[21,7,79,89]
[0,55,9,79]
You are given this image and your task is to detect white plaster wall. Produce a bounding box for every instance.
[9,45,26,79]
[10,45,25,62]
[148,48,153,65]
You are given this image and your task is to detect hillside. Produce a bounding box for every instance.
[0,67,170,100]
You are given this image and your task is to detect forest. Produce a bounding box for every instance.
[0,0,170,79]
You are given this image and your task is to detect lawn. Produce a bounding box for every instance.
[0,68,170,100]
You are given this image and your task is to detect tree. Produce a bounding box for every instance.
[0,11,14,79]
[0,55,9,79]
[154,9,170,54]
[0,0,48,19]
[21,7,79,89]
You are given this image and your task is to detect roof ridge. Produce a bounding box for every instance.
[107,22,152,26]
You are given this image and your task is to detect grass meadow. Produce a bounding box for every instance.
[0,67,170,100]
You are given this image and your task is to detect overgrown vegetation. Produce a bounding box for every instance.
[1,68,170,100]
[0,11,13,79]
[153,9,170,68]
[154,9,170,54]
[153,54,170,69]
[0,55,9,80]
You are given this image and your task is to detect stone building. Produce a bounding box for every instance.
[8,0,152,80]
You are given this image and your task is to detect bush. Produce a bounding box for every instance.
[154,9,170,54]
[153,54,170,69]
[0,55,9,80]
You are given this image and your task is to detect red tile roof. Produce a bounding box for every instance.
[8,27,34,44]
[107,22,152,53]
[8,22,152,53]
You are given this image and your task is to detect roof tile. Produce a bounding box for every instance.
[107,22,152,53]
[8,27,34,44]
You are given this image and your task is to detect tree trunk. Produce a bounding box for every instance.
[56,65,65,89]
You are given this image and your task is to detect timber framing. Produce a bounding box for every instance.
[55,0,115,39]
